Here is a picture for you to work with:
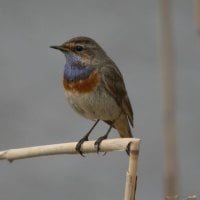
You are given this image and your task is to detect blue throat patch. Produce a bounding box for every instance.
[64,65,94,82]
[63,52,95,82]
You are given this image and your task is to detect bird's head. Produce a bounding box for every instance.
[50,36,107,67]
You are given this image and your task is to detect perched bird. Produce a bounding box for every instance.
[50,36,133,155]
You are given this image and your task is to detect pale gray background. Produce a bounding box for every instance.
[0,0,199,199]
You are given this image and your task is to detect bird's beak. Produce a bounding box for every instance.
[50,45,66,52]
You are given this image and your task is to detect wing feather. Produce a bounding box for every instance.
[100,62,134,127]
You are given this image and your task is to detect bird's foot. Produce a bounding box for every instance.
[126,142,132,156]
[75,135,89,157]
[94,134,108,154]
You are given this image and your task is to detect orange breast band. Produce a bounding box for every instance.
[63,71,99,93]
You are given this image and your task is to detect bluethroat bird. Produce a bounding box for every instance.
[50,36,134,156]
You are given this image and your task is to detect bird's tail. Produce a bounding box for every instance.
[113,113,133,138]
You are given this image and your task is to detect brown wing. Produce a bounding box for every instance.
[100,62,134,127]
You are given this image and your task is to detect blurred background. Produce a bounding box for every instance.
[0,0,199,199]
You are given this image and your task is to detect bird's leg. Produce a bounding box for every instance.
[76,119,100,156]
[94,125,112,153]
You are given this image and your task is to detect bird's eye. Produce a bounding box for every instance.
[75,45,83,51]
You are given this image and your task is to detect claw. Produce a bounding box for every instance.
[94,135,108,153]
[94,125,112,154]
[75,120,100,156]
[102,152,107,156]
[126,142,132,156]
[75,136,89,157]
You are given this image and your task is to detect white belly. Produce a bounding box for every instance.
[65,87,121,121]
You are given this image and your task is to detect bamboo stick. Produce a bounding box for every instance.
[124,142,140,200]
[159,0,178,199]
[0,138,140,162]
